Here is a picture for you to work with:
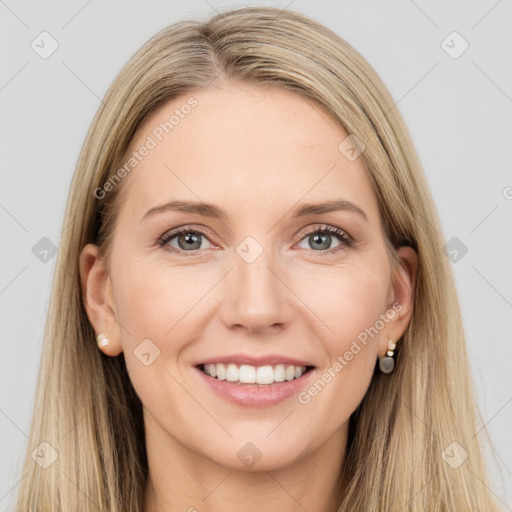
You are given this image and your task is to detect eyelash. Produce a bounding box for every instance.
[157,224,353,256]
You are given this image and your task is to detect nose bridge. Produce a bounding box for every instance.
[220,234,291,332]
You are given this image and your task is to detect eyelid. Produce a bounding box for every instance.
[158,223,354,255]
[158,224,213,245]
[296,224,353,244]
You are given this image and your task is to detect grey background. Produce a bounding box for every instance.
[1,0,511,510]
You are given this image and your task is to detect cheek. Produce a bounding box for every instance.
[299,261,390,350]
[303,265,389,364]
[107,242,391,460]
[112,256,205,342]
[113,248,390,370]
[294,262,389,416]
[110,258,211,414]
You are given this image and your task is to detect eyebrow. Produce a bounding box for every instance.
[142,199,368,222]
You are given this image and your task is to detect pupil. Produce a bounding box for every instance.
[181,233,200,250]
[311,233,329,250]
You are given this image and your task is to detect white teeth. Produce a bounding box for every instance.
[216,364,226,380]
[256,366,274,385]
[274,364,285,382]
[239,365,256,384]
[285,365,295,381]
[202,363,309,384]
[226,363,238,382]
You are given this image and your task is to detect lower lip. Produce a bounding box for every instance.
[194,366,316,407]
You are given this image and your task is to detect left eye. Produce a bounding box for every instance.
[159,229,213,252]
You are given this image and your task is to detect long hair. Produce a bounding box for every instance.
[16,6,496,511]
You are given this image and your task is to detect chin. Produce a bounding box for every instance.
[198,436,311,472]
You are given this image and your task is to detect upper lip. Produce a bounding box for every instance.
[195,354,315,368]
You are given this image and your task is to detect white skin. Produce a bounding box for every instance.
[80,82,417,512]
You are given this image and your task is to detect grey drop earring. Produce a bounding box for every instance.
[96,333,110,349]
[379,338,397,374]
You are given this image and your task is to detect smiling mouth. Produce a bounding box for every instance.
[196,363,315,386]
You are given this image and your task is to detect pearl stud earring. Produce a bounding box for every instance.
[96,333,110,348]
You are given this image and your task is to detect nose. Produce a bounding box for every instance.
[217,242,295,335]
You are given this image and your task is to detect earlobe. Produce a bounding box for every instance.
[78,243,123,356]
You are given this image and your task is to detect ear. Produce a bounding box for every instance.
[79,243,123,356]
[378,246,417,358]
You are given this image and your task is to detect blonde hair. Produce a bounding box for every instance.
[16,6,497,511]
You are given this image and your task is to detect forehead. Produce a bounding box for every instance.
[118,83,380,225]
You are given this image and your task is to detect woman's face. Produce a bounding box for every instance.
[81,82,415,472]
